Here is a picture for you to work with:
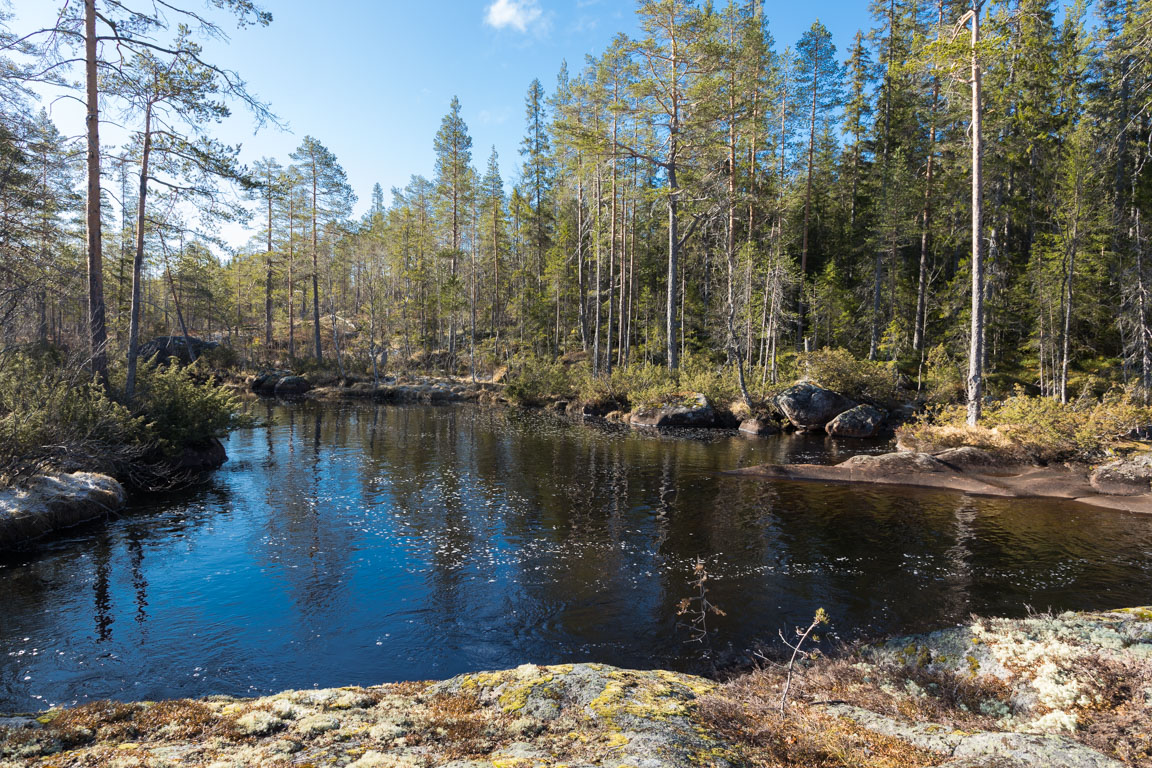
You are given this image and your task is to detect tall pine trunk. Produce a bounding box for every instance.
[125,102,153,402]
[84,0,108,383]
[966,0,985,426]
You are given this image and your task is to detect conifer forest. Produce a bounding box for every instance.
[2,0,1152,411]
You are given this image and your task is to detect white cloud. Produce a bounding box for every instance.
[484,0,543,33]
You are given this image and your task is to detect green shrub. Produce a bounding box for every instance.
[800,348,902,406]
[0,351,147,483]
[197,343,240,371]
[133,361,252,454]
[0,350,252,486]
[922,344,965,405]
[505,355,575,406]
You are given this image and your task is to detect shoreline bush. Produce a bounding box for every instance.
[898,387,1152,462]
[0,348,251,488]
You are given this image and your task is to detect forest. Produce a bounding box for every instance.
[2,0,1151,429]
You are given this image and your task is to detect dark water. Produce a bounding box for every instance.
[2,401,1151,711]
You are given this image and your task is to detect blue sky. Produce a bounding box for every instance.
[13,0,873,248]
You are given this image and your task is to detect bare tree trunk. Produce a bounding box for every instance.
[966,0,985,426]
[593,169,603,376]
[265,180,274,350]
[84,0,108,383]
[288,196,295,359]
[125,102,153,402]
[311,162,323,363]
[1136,209,1151,398]
[798,41,820,347]
[576,169,588,350]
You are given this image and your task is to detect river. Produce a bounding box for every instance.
[2,401,1150,711]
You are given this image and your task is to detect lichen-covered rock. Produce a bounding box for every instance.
[6,613,1144,768]
[825,404,886,438]
[236,709,283,736]
[1089,453,1152,496]
[774,382,856,431]
[630,393,717,428]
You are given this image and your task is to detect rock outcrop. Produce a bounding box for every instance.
[774,382,856,432]
[733,446,1152,513]
[2,609,1144,767]
[630,393,717,429]
[138,335,218,365]
[0,472,126,549]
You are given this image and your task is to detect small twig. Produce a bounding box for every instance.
[778,608,829,718]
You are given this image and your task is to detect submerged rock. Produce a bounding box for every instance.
[774,382,856,431]
[838,451,948,473]
[0,472,126,549]
[825,404,886,438]
[630,393,716,428]
[738,417,781,436]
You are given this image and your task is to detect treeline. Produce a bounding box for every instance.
[3,0,1152,411]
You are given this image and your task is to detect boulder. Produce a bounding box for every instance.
[1089,453,1152,496]
[630,393,717,428]
[138,335,219,365]
[0,472,127,549]
[274,375,311,397]
[825,404,886,438]
[175,438,228,472]
[251,369,294,394]
[738,417,781,437]
[774,382,856,431]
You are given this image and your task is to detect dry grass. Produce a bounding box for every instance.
[698,692,943,768]
[1067,655,1152,765]
[50,698,240,743]
[701,639,1152,768]
[408,691,506,760]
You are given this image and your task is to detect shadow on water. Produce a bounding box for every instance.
[1,400,1150,710]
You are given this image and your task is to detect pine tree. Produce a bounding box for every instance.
[433,95,474,356]
[290,136,354,364]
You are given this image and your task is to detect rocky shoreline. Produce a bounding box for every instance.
[0,439,228,551]
[1,608,1147,767]
[731,446,1152,514]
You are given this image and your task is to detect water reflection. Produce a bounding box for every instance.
[1,401,1150,711]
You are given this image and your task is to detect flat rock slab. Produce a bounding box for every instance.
[0,664,731,768]
[728,450,1152,513]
